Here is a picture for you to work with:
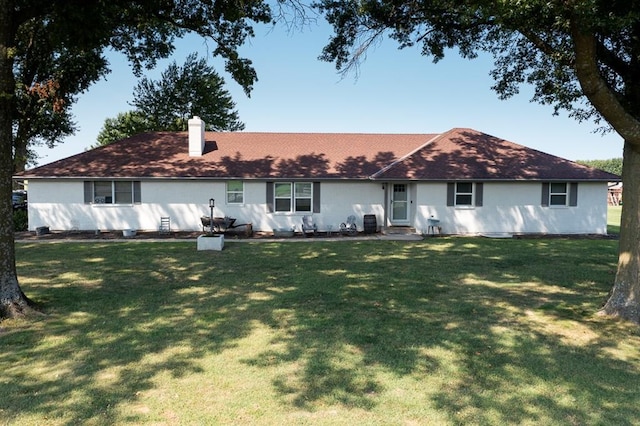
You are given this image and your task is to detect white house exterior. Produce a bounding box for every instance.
[16,118,619,235]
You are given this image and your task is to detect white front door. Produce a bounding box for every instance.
[390,183,410,224]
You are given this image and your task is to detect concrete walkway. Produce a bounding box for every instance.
[15,232,425,243]
[232,233,425,243]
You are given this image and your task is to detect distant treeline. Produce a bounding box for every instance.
[576,158,623,177]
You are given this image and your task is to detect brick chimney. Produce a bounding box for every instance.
[188,116,205,156]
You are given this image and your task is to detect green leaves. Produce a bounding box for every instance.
[96,53,244,146]
[315,0,640,134]
[131,52,245,133]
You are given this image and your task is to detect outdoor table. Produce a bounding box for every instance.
[212,217,236,232]
[201,216,236,233]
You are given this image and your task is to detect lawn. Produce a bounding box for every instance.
[3,234,639,424]
[608,205,622,234]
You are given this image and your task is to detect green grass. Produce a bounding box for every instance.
[3,236,639,425]
[608,205,622,234]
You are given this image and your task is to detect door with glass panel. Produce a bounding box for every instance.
[390,183,410,224]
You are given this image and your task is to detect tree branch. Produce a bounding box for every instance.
[570,17,640,145]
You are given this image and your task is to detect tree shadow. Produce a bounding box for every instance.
[4,239,638,423]
[377,129,617,180]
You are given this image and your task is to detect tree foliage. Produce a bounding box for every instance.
[12,17,108,172]
[133,53,245,132]
[577,158,623,177]
[315,0,640,323]
[94,111,152,148]
[95,53,244,147]
[317,1,640,135]
[10,0,271,171]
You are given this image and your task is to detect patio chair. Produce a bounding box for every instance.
[340,215,358,235]
[301,215,318,237]
[159,216,171,234]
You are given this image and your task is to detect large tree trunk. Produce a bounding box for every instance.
[0,0,35,319]
[569,20,640,324]
[602,141,640,323]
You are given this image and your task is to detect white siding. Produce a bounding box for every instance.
[414,181,608,235]
[26,179,609,234]
[26,179,386,232]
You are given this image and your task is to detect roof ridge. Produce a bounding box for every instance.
[369,131,448,179]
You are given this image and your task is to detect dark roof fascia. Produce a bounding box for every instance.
[18,175,378,182]
[368,177,619,182]
[19,175,619,182]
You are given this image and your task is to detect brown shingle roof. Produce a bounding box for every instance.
[18,129,619,181]
[373,128,619,181]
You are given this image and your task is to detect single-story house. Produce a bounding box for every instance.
[15,117,620,235]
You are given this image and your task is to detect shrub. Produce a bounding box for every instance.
[13,208,28,232]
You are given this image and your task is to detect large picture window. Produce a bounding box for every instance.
[268,182,320,213]
[84,181,141,204]
[226,180,244,204]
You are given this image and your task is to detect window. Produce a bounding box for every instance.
[94,181,113,203]
[455,182,474,206]
[114,181,133,204]
[268,182,320,213]
[294,182,312,212]
[542,182,578,207]
[226,180,244,204]
[84,181,141,204]
[447,182,483,207]
[274,183,292,212]
[549,183,568,206]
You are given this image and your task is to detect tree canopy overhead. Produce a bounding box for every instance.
[316,0,640,323]
[9,0,272,173]
[317,0,640,138]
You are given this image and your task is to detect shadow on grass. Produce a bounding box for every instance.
[4,238,639,424]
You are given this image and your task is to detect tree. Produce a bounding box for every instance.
[94,111,152,148]
[134,53,245,133]
[576,158,623,177]
[95,53,244,147]
[315,0,640,323]
[12,17,108,174]
[1,0,272,319]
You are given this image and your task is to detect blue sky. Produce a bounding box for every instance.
[36,19,624,165]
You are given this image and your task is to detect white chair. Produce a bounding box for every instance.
[301,215,317,237]
[159,217,171,234]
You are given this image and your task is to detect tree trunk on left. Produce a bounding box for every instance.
[0,0,35,319]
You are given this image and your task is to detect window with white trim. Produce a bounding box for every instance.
[455,182,474,206]
[447,182,483,207]
[84,181,141,204]
[226,180,244,204]
[274,182,313,212]
[294,182,312,212]
[541,182,578,207]
[549,182,568,206]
